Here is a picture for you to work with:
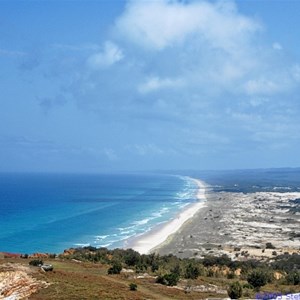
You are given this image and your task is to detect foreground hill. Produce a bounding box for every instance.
[1,247,300,299]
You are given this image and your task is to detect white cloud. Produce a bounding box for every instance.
[47,0,300,164]
[62,0,300,124]
[116,0,260,51]
[249,97,269,107]
[87,41,123,69]
[244,78,283,95]
[138,76,185,94]
[114,0,267,98]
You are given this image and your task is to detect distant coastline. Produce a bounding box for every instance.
[128,178,207,254]
[156,183,300,260]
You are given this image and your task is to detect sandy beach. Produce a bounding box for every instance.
[130,178,208,254]
[129,177,300,259]
[156,185,300,260]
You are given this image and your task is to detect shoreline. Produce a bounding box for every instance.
[156,188,300,260]
[128,178,208,255]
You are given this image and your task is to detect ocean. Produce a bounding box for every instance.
[0,173,198,254]
[1,169,299,254]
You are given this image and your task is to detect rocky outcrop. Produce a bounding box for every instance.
[29,253,49,258]
[177,281,227,294]
[0,263,49,300]
[1,253,21,259]
[62,248,76,256]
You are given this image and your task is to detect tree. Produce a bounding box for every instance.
[29,259,43,266]
[108,261,122,274]
[171,264,181,276]
[247,270,268,291]
[286,271,300,285]
[156,272,179,286]
[151,261,159,273]
[124,249,140,266]
[184,263,200,279]
[227,281,243,299]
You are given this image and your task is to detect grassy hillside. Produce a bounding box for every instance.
[1,247,299,299]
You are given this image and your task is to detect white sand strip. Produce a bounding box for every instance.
[130,178,207,254]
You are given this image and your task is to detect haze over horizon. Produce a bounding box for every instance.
[1,0,300,173]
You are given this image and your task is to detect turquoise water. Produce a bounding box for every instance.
[0,173,198,254]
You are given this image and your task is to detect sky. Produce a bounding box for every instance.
[1,0,300,173]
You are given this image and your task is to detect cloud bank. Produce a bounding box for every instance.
[10,0,300,170]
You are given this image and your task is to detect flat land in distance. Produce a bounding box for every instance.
[156,189,300,260]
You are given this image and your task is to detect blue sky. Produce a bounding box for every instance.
[1,0,300,172]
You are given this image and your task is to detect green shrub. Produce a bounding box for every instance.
[135,263,147,273]
[247,270,268,291]
[243,283,253,289]
[129,283,137,291]
[108,261,122,274]
[171,264,181,276]
[29,259,43,266]
[286,271,300,285]
[266,242,276,249]
[227,271,236,279]
[227,281,243,299]
[156,272,179,286]
[151,261,159,273]
[271,253,300,271]
[124,249,140,266]
[202,254,232,267]
[184,263,199,279]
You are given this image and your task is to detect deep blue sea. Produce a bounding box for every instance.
[1,169,299,254]
[0,173,197,254]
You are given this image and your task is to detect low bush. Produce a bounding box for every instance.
[129,283,137,291]
[286,271,300,285]
[247,270,268,291]
[184,263,200,279]
[266,242,276,249]
[29,259,43,266]
[227,281,243,299]
[108,261,122,275]
[156,272,179,286]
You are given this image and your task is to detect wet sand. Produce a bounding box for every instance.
[130,179,207,254]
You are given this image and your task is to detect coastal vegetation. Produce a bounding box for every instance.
[1,247,299,299]
[61,246,300,281]
[246,270,269,291]
[29,259,43,267]
[57,247,299,298]
[129,282,137,291]
[227,281,243,299]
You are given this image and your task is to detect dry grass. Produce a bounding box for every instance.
[1,258,299,299]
